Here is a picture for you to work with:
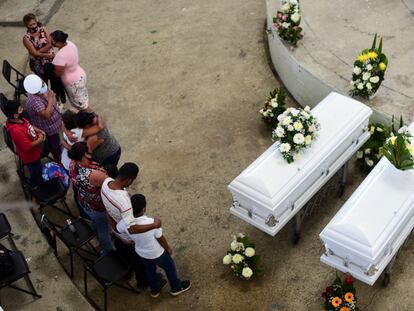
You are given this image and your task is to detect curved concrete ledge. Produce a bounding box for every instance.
[265,0,414,124]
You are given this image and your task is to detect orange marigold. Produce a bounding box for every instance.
[340,307,350,311]
[345,292,354,302]
[332,297,342,308]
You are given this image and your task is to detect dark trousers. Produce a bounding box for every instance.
[43,63,66,101]
[100,147,121,167]
[113,236,148,288]
[27,159,42,187]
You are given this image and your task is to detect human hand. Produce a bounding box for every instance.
[47,89,55,100]
[153,216,162,228]
[166,246,173,255]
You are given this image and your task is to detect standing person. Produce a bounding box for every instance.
[22,13,66,103]
[101,163,162,288]
[75,111,121,166]
[117,194,191,298]
[23,74,62,162]
[51,30,89,111]
[68,142,114,253]
[3,100,45,187]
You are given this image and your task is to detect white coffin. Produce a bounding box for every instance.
[228,92,372,236]
[320,125,414,285]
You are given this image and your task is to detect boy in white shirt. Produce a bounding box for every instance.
[117,194,191,298]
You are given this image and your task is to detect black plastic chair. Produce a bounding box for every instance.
[0,248,41,303]
[2,60,26,102]
[0,214,17,251]
[0,93,7,115]
[41,215,98,278]
[77,250,140,311]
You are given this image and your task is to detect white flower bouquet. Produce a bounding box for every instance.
[272,106,320,163]
[273,0,303,46]
[350,34,388,99]
[222,234,261,280]
[259,88,287,130]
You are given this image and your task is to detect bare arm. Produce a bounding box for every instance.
[82,115,105,137]
[54,64,65,77]
[61,138,71,150]
[127,217,161,234]
[38,27,53,52]
[89,170,108,187]
[38,91,55,119]
[156,235,173,255]
[23,37,53,58]
[87,135,104,152]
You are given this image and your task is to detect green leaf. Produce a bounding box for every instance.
[372,33,377,50]
[378,37,383,53]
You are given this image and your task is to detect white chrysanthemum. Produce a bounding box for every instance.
[362,72,371,81]
[263,111,268,117]
[280,143,291,153]
[242,267,253,279]
[366,64,373,71]
[281,3,290,12]
[357,83,364,90]
[282,116,292,125]
[293,153,301,161]
[290,0,298,5]
[350,80,355,86]
[291,12,300,23]
[369,76,380,83]
[356,151,363,159]
[301,111,310,119]
[223,254,232,265]
[365,148,371,154]
[277,113,285,122]
[281,22,291,28]
[305,135,312,145]
[244,247,255,257]
[353,66,361,75]
[275,126,285,137]
[232,254,244,264]
[259,109,264,114]
[366,82,372,90]
[365,158,374,167]
[230,241,239,251]
[304,106,311,112]
[308,124,316,132]
[238,233,245,238]
[270,98,278,108]
[293,133,305,144]
[291,109,300,117]
[287,124,294,131]
[293,122,303,131]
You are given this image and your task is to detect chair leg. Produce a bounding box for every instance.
[62,199,74,217]
[7,234,18,251]
[104,287,108,311]
[84,268,88,297]
[69,251,74,278]
[20,273,42,299]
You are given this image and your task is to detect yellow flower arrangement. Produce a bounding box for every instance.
[340,307,350,311]
[379,62,387,71]
[332,297,342,308]
[344,292,354,303]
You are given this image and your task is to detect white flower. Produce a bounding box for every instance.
[277,113,285,122]
[293,121,303,131]
[270,98,278,108]
[281,3,290,12]
[304,106,311,112]
[366,64,373,71]
[291,109,299,117]
[366,82,372,90]
[308,124,316,132]
[353,66,361,75]
[362,72,371,81]
[365,158,374,167]
[398,126,409,134]
[238,233,245,238]
[275,126,285,137]
[289,0,298,5]
[242,267,253,279]
[281,22,291,28]
[280,143,291,153]
[365,148,371,154]
[293,133,305,144]
[259,109,264,114]
[293,153,301,161]
[357,83,364,90]
[230,241,239,251]
[263,111,268,117]
[356,151,363,159]
[223,254,232,265]
[305,135,312,145]
[291,12,300,23]
[369,76,380,83]
[282,116,292,125]
[232,254,244,264]
[287,124,294,131]
[350,80,355,86]
[244,247,255,257]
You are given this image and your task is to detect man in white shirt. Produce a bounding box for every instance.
[117,194,191,298]
[101,162,161,288]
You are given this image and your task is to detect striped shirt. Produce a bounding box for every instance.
[25,94,62,135]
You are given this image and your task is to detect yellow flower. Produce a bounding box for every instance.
[406,143,414,155]
[368,51,378,59]
[332,297,342,308]
[344,292,354,303]
[357,54,368,62]
[379,62,387,71]
[390,136,397,145]
[340,307,350,311]
[370,126,375,134]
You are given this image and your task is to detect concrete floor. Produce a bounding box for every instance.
[0,0,414,310]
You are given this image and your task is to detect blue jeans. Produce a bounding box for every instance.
[141,251,181,291]
[100,147,121,167]
[81,204,114,254]
[27,159,42,187]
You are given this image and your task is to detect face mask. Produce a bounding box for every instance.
[28,26,38,33]
[39,84,48,94]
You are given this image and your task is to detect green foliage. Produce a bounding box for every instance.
[322,273,359,311]
[273,0,303,46]
[380,134,414,170]
[259,88,287,130]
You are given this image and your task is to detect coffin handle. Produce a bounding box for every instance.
[265,214,278,227]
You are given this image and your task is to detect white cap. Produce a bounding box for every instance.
[23,74,42,94]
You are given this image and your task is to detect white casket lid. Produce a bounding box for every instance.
[230,92,372,206]
[320,123,414,259]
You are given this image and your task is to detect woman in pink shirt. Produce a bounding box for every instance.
[51,30,89,111]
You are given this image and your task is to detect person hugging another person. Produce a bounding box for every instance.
[117,194,191,298]
[50,30,89,111]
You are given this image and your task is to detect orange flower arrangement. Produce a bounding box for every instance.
[332,297,342,308]
[340,307,350,311]
[344,292,354,303]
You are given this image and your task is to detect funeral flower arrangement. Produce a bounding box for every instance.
[273,0,303,46]
[356,123,389,173]
[380,123,414,171]
[222,234,261,280]
[322,273,359,311]
[272,106,320,163]
[350,34,388,99]
[259,88,287,130]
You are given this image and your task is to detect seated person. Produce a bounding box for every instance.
[117,194,191,298]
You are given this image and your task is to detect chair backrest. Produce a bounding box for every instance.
[2,60,12,85]
[40,214,65,241]
[0,93,7,116]
[2,60,26,101]
[2,125,17,155]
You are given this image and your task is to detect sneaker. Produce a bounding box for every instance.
[150,278,167,298]
[170,280,191,297]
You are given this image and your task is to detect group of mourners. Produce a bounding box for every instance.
[1,13,191,298]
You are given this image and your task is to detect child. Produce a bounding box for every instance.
[117,194,191,298]
[3,100,45,186]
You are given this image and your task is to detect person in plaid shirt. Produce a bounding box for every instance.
[24,74,62,162]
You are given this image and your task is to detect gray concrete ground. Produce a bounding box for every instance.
[0,0,414,310]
